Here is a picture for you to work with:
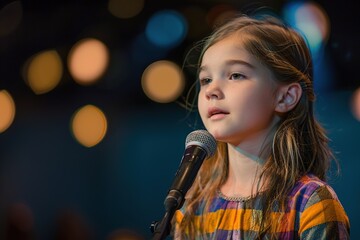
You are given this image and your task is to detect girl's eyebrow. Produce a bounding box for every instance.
[225,59,256,69]
[199,59,256,73]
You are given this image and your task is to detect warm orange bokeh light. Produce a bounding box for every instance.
[108,0,144,19]
[351,88,360,121]
[0,1,23,36]
[68,38,109,85]
[25,50,63,94]
[141,60,185,103]
[0,90,16,133]
[71,105,108,147]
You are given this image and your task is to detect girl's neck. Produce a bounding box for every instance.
[220,143,266,197]
[220,118,278,197]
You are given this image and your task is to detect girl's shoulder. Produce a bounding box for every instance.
[288,173,341,211]
[290,175,350,238]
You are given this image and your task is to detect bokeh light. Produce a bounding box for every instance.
[6,202,34,236]
[0,1,23,36]
[282,1,333,92]
[351,88,360,121]
[282,1,330,57]
[145,10,187,48]
[24,50,63,94]
[71,105,108,147]
[107,229,144,240]
[0,90,16,133]
[108,0,144,19]
[181,6,209,40]
[206,4,238,28]
[68,38,109,85]
[141,60,185,103]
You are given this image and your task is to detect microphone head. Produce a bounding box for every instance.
[185,130,217,157]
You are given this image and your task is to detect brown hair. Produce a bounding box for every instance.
[176,15,335,239]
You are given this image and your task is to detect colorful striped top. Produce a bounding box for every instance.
[174,174,350,239]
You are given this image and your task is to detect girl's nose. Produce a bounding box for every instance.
[205,80,224,100]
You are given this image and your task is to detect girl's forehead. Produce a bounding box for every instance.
[200,34,277,83]
[201,35,259,67]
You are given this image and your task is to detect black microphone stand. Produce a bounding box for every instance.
[150,144,210,240]
[150,210,174,240]
[151,190,182,240]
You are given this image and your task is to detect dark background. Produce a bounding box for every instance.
[0,0,359,239]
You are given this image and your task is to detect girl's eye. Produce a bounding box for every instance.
[199,78,212,85]
[230,73,245,80]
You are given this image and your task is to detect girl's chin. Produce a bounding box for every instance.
[207,130,243,145]
[207,129,227,141]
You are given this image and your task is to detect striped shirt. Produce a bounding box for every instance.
[174,174,350,239]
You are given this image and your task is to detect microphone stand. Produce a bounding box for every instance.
[151,191,181,240]
[151,210,174,240]
[151,144,211,239]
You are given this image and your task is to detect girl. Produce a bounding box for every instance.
[173,15,350,239]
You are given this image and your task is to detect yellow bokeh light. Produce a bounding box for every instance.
[108,0,144,19]
[68,38,109,85]
[71,105,108,147]
[0,90,16,133]
[141,60,185,103]
[351,88,360,121]
[25,50,63,94]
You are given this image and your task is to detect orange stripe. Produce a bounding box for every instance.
[191,209,297,233]
[177,204,348,235]
[300,199,349,233]
[194,209,258,232]
[175,210,184,223]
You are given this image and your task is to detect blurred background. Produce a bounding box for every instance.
[0,0,359,239]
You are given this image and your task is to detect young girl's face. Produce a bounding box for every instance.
[198,34,281,148]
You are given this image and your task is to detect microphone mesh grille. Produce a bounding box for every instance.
[185,130,217,157]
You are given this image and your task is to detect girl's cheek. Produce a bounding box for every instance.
[197,102,206,120]
[197,93,204,110]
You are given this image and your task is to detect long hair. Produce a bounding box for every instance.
[176,15,335,239]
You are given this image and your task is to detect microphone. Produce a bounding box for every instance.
[164,130,217,212]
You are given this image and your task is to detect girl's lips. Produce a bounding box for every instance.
[208,107,229,118]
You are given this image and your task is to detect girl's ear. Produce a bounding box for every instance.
[275,83,302,113]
